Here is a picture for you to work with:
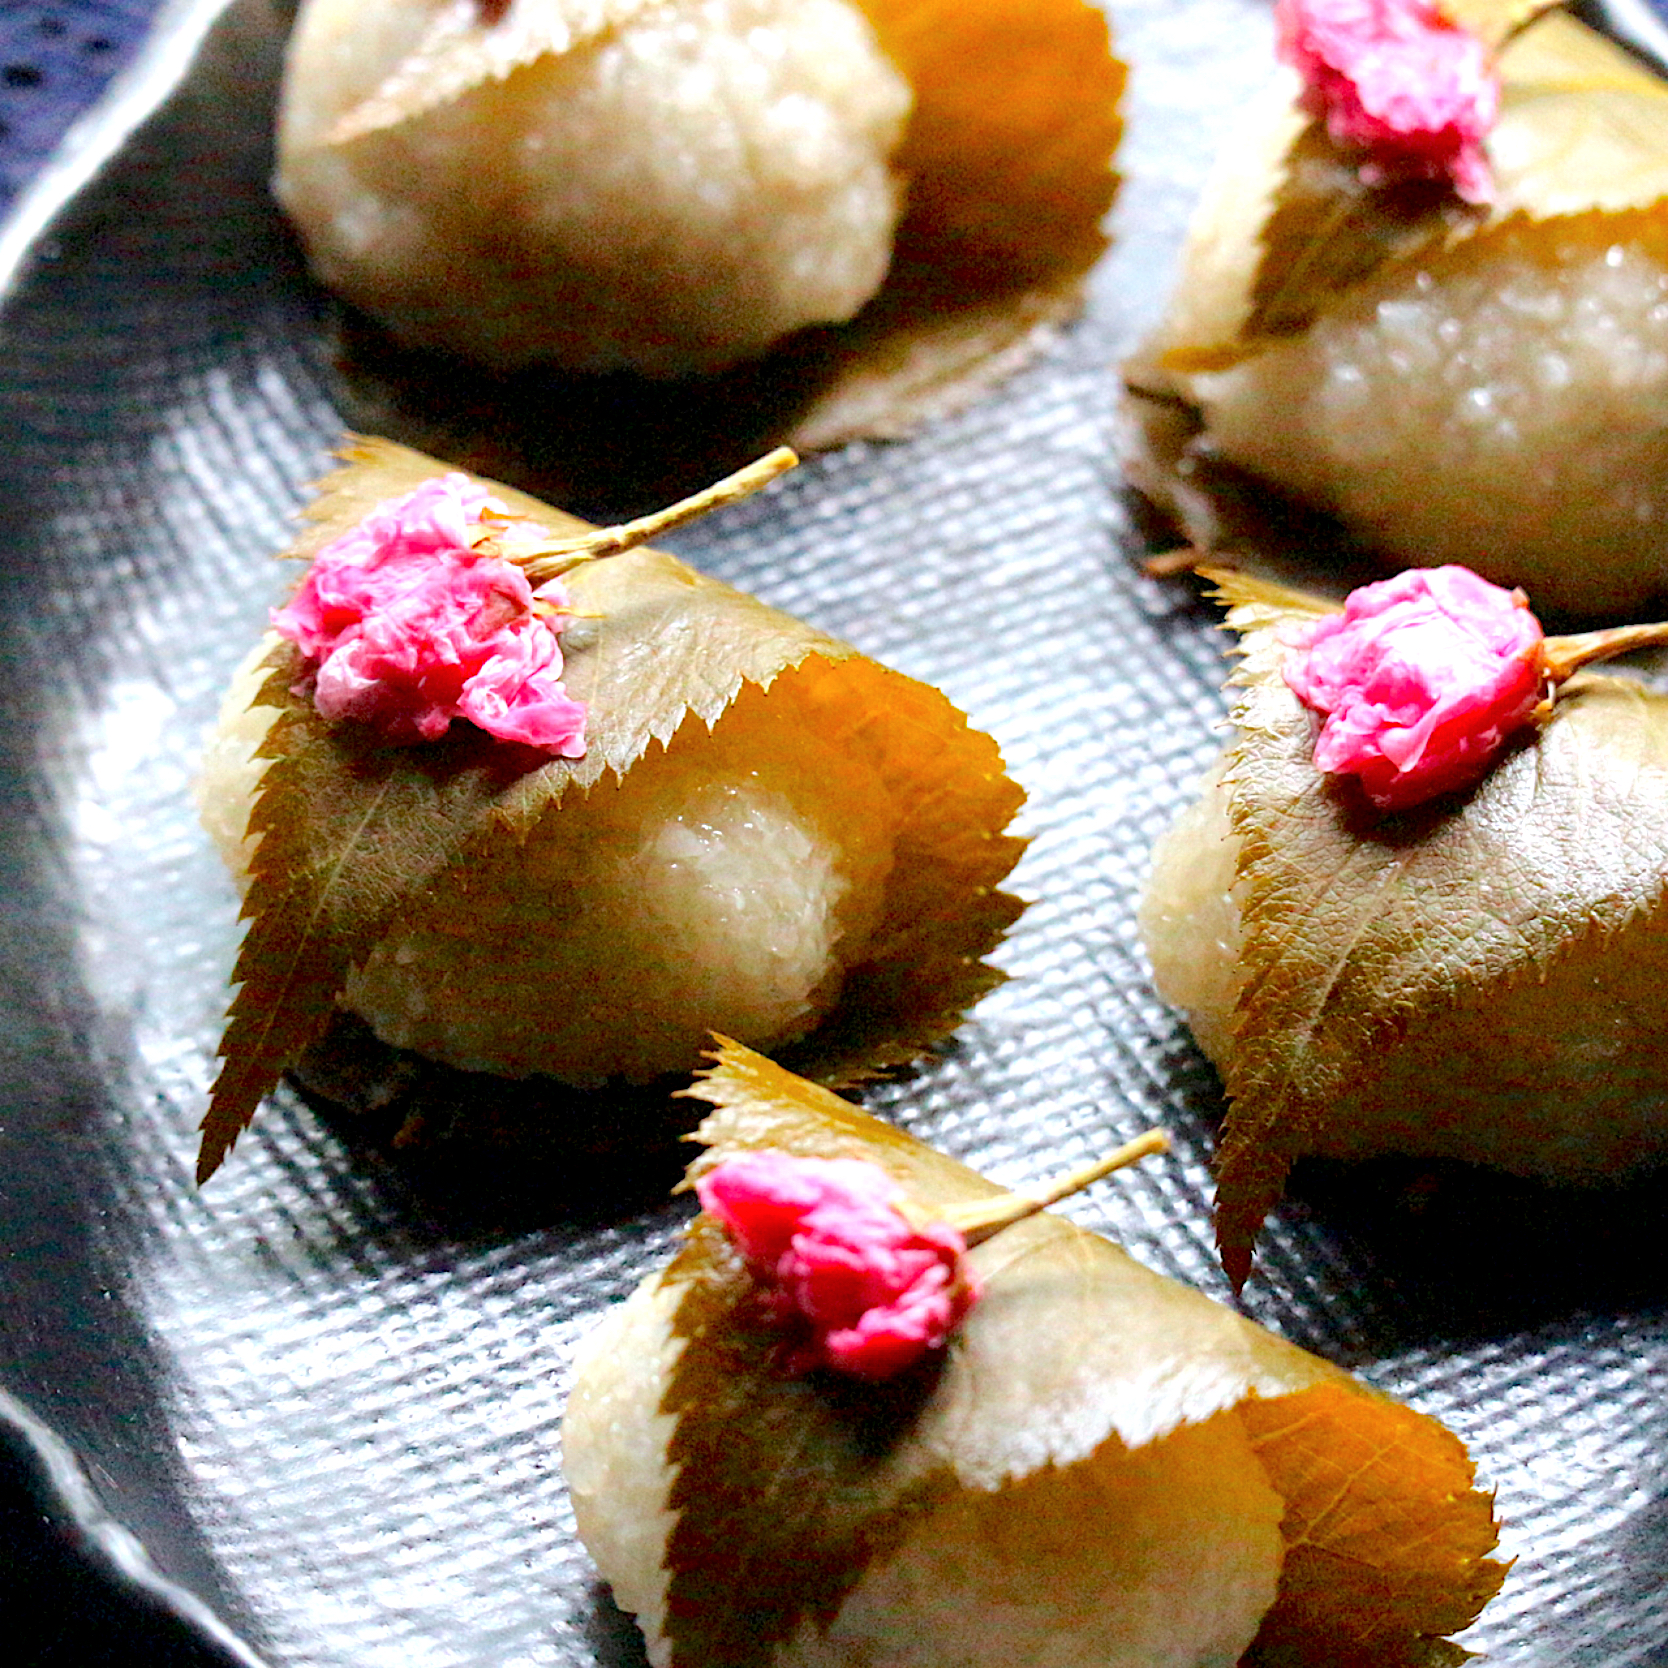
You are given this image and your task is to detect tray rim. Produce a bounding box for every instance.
[0,1,270,1659]
[0,1381,271,1667]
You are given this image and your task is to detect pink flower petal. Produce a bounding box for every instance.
[1276,0,1498,203]
[697,1151,980,1381]
[1284,565,1545,810]
[272,475,588,755]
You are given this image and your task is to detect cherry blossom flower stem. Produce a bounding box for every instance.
[515,448,799,583]
[1143,546,1208,579]
[1472,2,1562,53]
[1542,623,1668,686]
[945,1129,1170,1247]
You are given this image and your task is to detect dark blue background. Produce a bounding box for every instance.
[0,3,156,213]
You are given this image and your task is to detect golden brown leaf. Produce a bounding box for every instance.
[325,0,656,145]
[784,263,1090,452]
[1244,124,1476,344]
[1441,0,1562,53]
[199,646,539,1181]
[775,0,1126,446]
[857,0,1122,286]
[1491,9,1668,217]
[1240,1383,1508,1666]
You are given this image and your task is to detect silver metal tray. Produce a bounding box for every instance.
[0,1,1664,1663]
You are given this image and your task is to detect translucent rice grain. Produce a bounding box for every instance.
[197,645,896,1083]
[1190,223,1668,616]
[196,639,278,880]
[1135,760,1242,1069]
[277,0,912,375]
[563,1281,684,1667]
[563,1277,1285,1668]
[1141,757,1668,1180]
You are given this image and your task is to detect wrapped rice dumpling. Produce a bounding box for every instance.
[1141,567,1668,1287]
[1125,2,1668,618]
[276,0,1125,443]
[195,438,1024,1179]
[563,1041,1507,1668]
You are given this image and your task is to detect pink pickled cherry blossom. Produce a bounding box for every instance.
[1276,0,1499,203]
[697,1151,980,1381]
[456,622,587,750]
[273,473,586,755]
[276,475,499,660]
[1283,565,1545,810]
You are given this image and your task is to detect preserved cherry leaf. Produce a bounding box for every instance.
[1206,571,1668,1288]
[787,0,1124,447]
[1487,8,1668,219]
[563,1040,1504,1668]
[1240,123,1475,347]
[1440,0,1559,50]
[1236,1385,1504,1668]
[198,438,1024,1179]
[324,0,656,144]
[780,247,1096,452]
[199,648,535,1182]
[856,0,1122,285]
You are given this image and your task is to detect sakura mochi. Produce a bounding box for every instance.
[1126,1,1668,618]
[193,438,1024,1180]
[1140,567,1668,1286]
[562,1041,1505,1668]
[277,0,913,377]
[275,0,1124,431]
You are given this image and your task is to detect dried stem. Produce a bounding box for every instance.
[1143,546,1209,579]
[942,1129,1170,1247]
[510,448,798,584]
[1543,621,1668,686]
[1122,375,1196,409]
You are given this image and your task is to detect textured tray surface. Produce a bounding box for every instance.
[0,2,1665,1665]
